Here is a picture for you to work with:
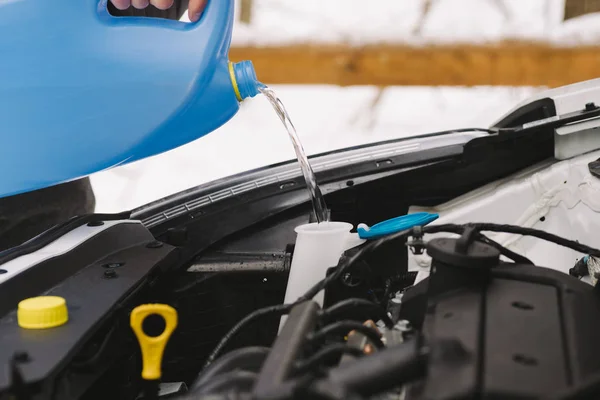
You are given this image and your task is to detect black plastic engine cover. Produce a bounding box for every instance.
[402,247,600,399]
[0,222,178,400]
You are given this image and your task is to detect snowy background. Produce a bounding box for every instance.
[91,0,597,212]
[226,0,599,46]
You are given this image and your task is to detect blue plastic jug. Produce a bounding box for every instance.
[0,0,261,198]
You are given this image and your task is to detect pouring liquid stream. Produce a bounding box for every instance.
[260,86,329,223]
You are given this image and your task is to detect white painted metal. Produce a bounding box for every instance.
[409,149,600,282]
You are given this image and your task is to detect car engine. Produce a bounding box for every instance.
[2,214,600,400]
[3,89,600,399]
[183,224,600,400]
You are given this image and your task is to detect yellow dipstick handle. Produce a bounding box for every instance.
[130,304,178,381]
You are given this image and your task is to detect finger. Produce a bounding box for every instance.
[131,0,150,9]
[110,0,131,10]
[150,0,174,10]
[188,0,208,22]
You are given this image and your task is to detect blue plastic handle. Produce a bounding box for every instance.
[0,0,260,198]
[357,213,439,240]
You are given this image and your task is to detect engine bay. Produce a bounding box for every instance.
[4,103,600,399]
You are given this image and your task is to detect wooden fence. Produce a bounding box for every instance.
[230,43,600,87]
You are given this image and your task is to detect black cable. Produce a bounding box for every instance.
[203,220,598,373]
[193,346,269,389]
[298,228,414,303]
[420,223,464,235]
[202,304,293,369]
[202,231,414,368]
[412,222,599,261]
[424,223,600,257]
[202,240,399,372]
[203,221,594,374]
[319,298,394,328]
[477,234,534,265]
[308,321,384,349]
[297,221,597,307]
[198,220,600,397]
[467,223,600,257]
[295,344,364,373]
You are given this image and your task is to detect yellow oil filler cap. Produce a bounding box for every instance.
[18,296,69,329]
[130,304,178,381]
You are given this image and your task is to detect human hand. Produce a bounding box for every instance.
[110,0,208,22]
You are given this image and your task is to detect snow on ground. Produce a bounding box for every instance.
[91,85,542,212]
[181,0,600,46]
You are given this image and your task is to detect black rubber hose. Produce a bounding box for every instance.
[193,346,269,390]
[308,321,384,349]
[295,344,364,373]
[324,339,427,396]
[320,298,394,328]
[202,304,293,369]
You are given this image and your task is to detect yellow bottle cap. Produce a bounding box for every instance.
[17,296,69,329]
[130,304,178,381]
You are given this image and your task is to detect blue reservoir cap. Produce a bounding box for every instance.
[357,212,439,240]
[232,60,263,100]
